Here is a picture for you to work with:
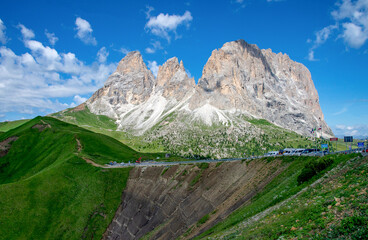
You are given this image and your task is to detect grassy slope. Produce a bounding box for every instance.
[213,153,367,239]
[240,156,366,239]
[0,116,135,239]
[194,154,361,239]
[52,107,166,153]
[0,119,30,132]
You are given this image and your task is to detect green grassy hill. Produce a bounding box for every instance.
[191,153,366,239]
[0,116,140,239]
[0,119,30,132]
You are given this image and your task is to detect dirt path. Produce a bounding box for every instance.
[75,138,108,168]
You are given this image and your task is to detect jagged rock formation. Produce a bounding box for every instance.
[103,159,288,240]
[86,39,333,142]
[155,57,195,100]
[87,51,155,119]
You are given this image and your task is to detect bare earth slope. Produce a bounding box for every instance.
[102,159,289,240]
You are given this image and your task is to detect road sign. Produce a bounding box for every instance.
[321,144,328,149]
[330,138,338,141]
[344,136,353,142]
[358,142,364,148]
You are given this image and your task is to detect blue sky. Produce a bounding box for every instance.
[0,0,367,138]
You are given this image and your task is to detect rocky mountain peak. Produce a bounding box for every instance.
[115,51,147,75]
[86,40,333,138]
[155,57,195,100]
[86,51,154,118]
[156,57,182,86]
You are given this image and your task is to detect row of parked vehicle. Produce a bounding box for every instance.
[264,148,328,157]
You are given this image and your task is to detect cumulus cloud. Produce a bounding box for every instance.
[0,38,116,115]
[147,60,159,77]
[332,0,368,48]
[18,24,35,39]
[73,95,87,105]
[334,124,368,137]
[308,0,368,60]
[97,47,109,63]
[145,10,193,42]
[75,17,97,45]
[0,19,8,44]
[45,30,58,46]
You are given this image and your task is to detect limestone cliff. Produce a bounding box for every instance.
[191,39,331,136]
[155,57,195,101]
[87,51,155,118]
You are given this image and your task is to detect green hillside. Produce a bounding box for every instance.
[0,119,30,132]
[193,153,366,239]
[51,106,166,153]
[0,116,138,239]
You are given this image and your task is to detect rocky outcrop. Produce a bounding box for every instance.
[191,39,331,136]
[103,159,289,240]
[86,39,333,137]
[155,57,195,100]
[87,51,155,118]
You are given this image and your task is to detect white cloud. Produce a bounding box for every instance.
[0,38,116,115]
[0,19,8,44]
[308,0,368,59]
[97,47,109,63]
[145,11,193,42]
[18,24,35,39]
[145,47,155,54]
[118,47,130,55]
[342,22,368,48]
[45,30,58,46]
[145,40,162,54]
[332,0,368,48]
[147,60,159,77]
[73,95,87,105]
[333,124,368,138]
[308,24,338,61]
[308,50,317,61]
[333,106,348,115]
[145,5,155,19]
[75,17,97,45]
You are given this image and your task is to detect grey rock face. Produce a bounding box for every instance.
[155,57,195,100]
[87,51,155,118]
[190,40,332,136]
[86,40,333,137]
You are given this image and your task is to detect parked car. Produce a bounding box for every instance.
[301,149,321,156]
[283,148,296,156]
[293,148,305,156]
[265,151,279,157]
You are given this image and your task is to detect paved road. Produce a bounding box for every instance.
[106,158,244,168]
[104,149,367,168]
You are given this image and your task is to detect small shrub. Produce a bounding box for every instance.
[161,167,169,176]
[197,162,209,170]
[190,172,202,186]
[297,158,334,184]
[197,214,210,226]
[215,162,223,168]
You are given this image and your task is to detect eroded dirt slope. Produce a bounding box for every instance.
[103,159,290,240]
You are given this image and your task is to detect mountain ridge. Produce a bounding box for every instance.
[86,39,333,140]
